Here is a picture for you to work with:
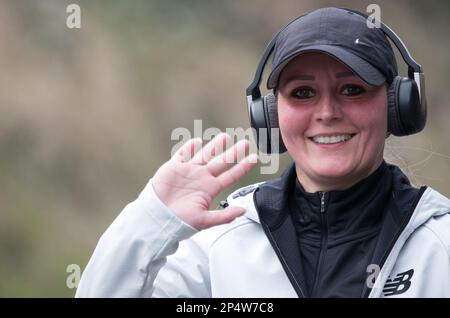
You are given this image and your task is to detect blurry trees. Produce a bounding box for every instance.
[0,0,449,296]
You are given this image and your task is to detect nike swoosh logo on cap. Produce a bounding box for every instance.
[355,38,372,47]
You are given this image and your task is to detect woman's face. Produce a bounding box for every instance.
[277,52,388,192]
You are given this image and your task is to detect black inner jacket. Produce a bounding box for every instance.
[290,162,390,297]
[253,160,424,298]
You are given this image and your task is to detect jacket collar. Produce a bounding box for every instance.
[292,162,390,243]
[252,162,297,228]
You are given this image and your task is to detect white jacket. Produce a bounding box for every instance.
[76,178,450,298]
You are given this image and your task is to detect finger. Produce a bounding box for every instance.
[206,139,250,176]
[216,154,258,189]
[191,133,230,165]
[172,138,203,163]
[198,206,246,229]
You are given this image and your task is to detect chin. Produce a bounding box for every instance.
[309,158,356,179]
[314,167,352,180]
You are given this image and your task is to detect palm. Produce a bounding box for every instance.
[154,160,221,214]
[152,134,258,230]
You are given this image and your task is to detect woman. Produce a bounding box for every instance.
[76,7,450,298]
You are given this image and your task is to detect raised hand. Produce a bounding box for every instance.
[152,133,258,230]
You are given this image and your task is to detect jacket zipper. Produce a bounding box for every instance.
[311,191,328,297]
[320,191,326,213]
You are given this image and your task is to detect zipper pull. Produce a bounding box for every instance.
[320,192,326,213]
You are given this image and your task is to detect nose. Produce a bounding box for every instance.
[314,93,342,123]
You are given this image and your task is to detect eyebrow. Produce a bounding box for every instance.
[281,74,315,86]
[283,74,315,83]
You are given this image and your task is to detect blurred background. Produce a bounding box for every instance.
[1,0,449,297]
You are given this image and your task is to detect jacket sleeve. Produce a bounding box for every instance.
[75,179,208,297]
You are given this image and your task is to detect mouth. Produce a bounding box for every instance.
[308,133,357,145]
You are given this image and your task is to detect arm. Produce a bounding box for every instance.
[75,180,198,297]
[76,134,257,297]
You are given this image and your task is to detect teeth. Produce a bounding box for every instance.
[312,134,352,144]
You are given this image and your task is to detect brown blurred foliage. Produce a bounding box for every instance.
[0,0,449,296]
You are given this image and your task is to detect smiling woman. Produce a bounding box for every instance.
[75,7,450,298]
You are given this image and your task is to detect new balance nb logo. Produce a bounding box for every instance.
[383,269,414,296]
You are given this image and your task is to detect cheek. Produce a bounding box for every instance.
[354,102,387,147]
[277,101,309,138]
[367,100,387,132]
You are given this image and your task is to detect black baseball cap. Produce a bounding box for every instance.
[267,7,398,89]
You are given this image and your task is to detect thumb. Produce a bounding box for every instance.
[198,206,246,230]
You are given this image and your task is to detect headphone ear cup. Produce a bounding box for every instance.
[387,76,403,136]
[387,76,426,136]
[249,96,270,153]
[264,92,287,153]
[398,77,426,135]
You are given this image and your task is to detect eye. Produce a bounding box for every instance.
[341,84,365,96]
[291,87,315,99]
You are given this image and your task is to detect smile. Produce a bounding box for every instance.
[309,134,356,144]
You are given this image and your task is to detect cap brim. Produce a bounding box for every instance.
[267,45,386,89]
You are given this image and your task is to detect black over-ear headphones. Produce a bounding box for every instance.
[246,8,427,154]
